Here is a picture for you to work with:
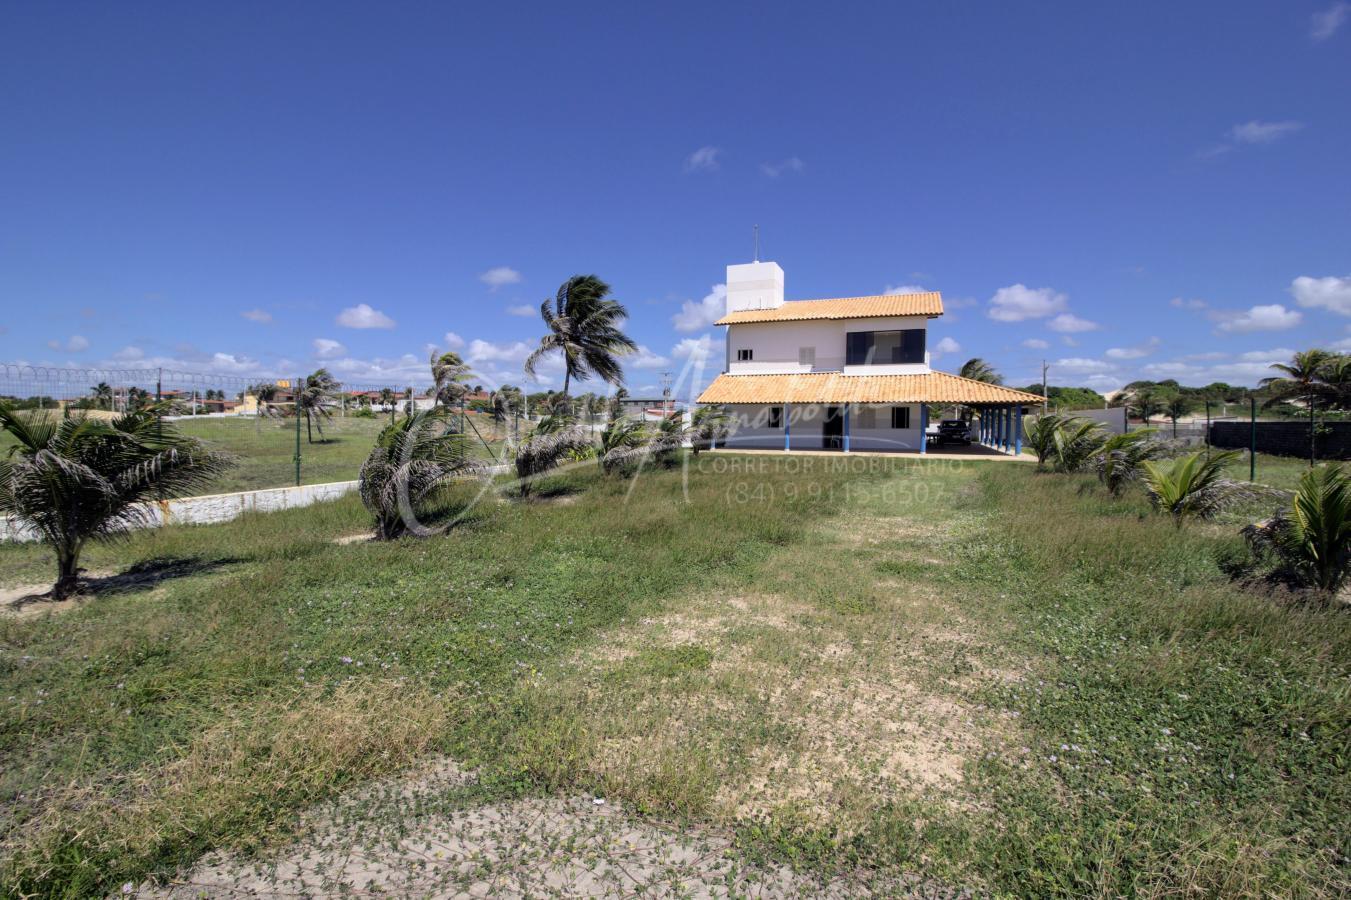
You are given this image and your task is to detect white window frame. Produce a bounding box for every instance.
[737,348,753,362]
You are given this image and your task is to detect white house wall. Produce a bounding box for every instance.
[726,316,932,376]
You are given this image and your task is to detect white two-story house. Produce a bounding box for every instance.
[696,260,1042,453]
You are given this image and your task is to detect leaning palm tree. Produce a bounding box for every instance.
[598,415,651,474]
[297,368,339,443]
[358,408,482,540]
[1260,349,1337,466]
[0,403,231,598]
[524,275,637,397]
[957,358,1003,385]
[513,425,593,496]
[1141,450,1257,527]
[430,351,474,408]
[250,382,280,418]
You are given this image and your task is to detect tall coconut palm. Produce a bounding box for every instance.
[524,275,637,397]
[358,408,481,540]
[1260,349,1336,466]
[378,387,396,411]
[297,368,339,443]
[957,358,1003,385]
[429,350,474,408]
[0,403,231,597]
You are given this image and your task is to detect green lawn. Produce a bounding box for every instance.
[1,456,1346,897]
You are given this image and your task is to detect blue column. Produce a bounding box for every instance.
[784,403,791,452]
[1014,406,1023,455]
[981,409,988,444]
[1004,406,1012,452]
[998,407,1006,451]
[843,404,851,453]
[919,404,928,454]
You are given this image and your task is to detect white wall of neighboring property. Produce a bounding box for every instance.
[720,404,923,452]
[726,316,932,376]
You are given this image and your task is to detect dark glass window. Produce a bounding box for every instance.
[767,406,783,428]
[891,407,911,429]
[737,348,753,361]
[845,329,926,365]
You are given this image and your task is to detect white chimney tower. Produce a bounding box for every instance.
[725,261,784,315]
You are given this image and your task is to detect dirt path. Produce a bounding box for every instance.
[141,759,966,898]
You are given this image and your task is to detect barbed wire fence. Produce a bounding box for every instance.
[0,363,518,491]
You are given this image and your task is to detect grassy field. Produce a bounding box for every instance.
[0,455,1347,896]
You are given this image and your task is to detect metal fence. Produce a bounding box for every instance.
[0,363,513,494]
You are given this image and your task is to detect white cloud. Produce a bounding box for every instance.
[683,146,720,172]
[241,308,272,324]
[631,345,671,370]
[312,338,346,359]
[884,284,927,295]
[336,303,396,329]
[761,157,805,178]
[673,284,727,333]
[672,335,716,362]
[443,332,465,350]
[1170,297,1209,310]
[1229,120,1304,144]
[1213,303,1303,333]
[1053,357,1116,373]
[1290,274,1351,315]
[465,338,533,365]
[1061,336,1079,347]
[479,266,522,290]
[1022,338,1050,350]
[506,304,536,317]
[113,345,144,361]
[47,335,89,352]
[1311,3,1350,40]
[932,336,961,357]
[1105,337,1160,360]
[1047,313,1100,333]
[987,284,1069,322]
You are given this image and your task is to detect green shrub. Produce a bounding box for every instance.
[1245,464,1351,594]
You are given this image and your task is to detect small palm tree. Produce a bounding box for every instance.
[250,382,279,418]
[1095,429,1164,497]
[1024,414,1065,472]
[358,408,481,540]
[1142,450,1252,527]
[524,275,637,397]
[297,369,339,443]
[378,387,395,411]
[1260,349,1337,466]
[430,351,474,407]
[514,425,592,496]
[1245,465,1351,594]
[599,415,650,474]
[1050,418,1106,473]
[1126,387,1161,424]
[958,358,1003,385]
[689,406,731,455]
[89,382,114,411]
[0,403,231,597]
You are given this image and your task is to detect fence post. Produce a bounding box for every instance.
[1204,400,1210,449]
[1249,396,1256,482]
[294,375,302,486]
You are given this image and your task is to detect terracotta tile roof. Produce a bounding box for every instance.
[696,371,1045,405]
[714,293,944,325]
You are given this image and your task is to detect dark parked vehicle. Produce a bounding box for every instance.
[934,419,971,446]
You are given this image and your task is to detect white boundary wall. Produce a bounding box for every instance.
[1066,406,1127,435]
[0,479,359,543]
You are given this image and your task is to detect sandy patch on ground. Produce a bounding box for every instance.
[332,532,374,545]
[141,758,963,899]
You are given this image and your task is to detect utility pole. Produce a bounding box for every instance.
[1041,360,1049,414]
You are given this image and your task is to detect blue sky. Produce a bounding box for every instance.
[2,1,1349,398]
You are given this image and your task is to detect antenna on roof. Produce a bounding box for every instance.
[753,224,759,262]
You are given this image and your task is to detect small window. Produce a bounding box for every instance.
[798,346,815,367]
[891,407,911,429]
[858,407,877,429]
[736,348,753,361]
[767,406,783,429]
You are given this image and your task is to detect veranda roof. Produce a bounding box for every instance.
[696,371,1045,405]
